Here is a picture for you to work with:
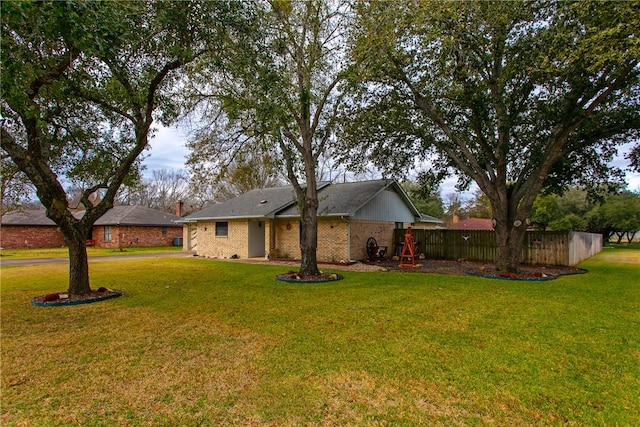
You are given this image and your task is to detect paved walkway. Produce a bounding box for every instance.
[0,251,193,267]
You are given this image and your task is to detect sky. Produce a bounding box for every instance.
[144,124,640,200]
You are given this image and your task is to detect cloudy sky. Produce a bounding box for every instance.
[144,124,640,199]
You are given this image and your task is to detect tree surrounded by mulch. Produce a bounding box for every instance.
[32,287,123,307]
[369,258,586,280]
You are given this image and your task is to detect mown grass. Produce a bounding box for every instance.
[1,249,638,426]
[0,245,182,260]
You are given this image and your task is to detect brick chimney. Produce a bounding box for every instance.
[175,200,184,217]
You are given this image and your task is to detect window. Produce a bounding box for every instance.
[215,221,228,236]
[395,222,403,230]
[104,226,112,242]
[161,226,167,236]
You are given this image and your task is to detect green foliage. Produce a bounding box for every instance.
[183,0,351,275]
[341,0,640,271]
[184,0,349,184]
[549,213,587,232]
[400,179,444,218]
[530,194,560,230]
[629,143,640,172]
[2,1,201,209]
[1,0,244,293]
[587,191,640,239]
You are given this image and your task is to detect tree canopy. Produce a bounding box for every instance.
[587,190,640,242]
[341,0,640,271]
[1,0,245,293]
[183,0,351,275]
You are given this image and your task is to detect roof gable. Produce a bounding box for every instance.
[276,179,420,218]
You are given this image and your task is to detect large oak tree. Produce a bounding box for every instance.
[184,0,350,276]
[1,0,243,294]
[342,0,640,272]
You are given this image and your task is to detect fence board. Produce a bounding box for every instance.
[393,229,602,266]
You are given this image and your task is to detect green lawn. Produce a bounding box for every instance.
[0,245,182,259]
[1,249,638,426]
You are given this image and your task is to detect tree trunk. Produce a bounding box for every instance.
[66,234,92,295]
[299,196,321,277]
[494,220,527,273]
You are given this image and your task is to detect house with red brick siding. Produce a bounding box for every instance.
[179,179,443,262]
[0,205,182,249]
[0,209,66,249]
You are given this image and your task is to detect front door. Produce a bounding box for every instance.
[247,220,265,258]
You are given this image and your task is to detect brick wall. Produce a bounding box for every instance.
[317,218,349,262]
[349,220,396,260]
[0,225,66,249]
[196,219,249,259]
[92,225,182,249]
[273,219,299,259]
[193,217,395,262]
[1,224,181,249]
[274,218,350,262]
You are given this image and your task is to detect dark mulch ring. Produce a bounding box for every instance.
[276,271,344,283]
[370,259,587,281]
[32,287,123,307]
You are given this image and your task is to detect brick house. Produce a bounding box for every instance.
[180,179,443,262]
[0,209,66,249]
[0,205,182,249]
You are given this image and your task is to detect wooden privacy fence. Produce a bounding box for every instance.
[393,229,602,266]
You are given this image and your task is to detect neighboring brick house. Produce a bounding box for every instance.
[89,205,183,249]
[180,179,443,262]
[0,205,182,249]
[0,209,66,249]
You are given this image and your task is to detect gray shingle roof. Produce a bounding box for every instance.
[418,213,444,224]
[183,185,304,221]
[276,179,406,217]
[183,179,428,221]
[93,205,181,227]
[0,209,56,226]
[1,205,181,227]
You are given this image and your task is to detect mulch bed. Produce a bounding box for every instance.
[32,287,123,307]
[276,271,344,283]
[369,259,587,280]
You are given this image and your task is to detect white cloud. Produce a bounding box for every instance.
[144,125,640,194]
[142,126,190,174]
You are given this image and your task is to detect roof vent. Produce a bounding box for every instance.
[260,200,268,204]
